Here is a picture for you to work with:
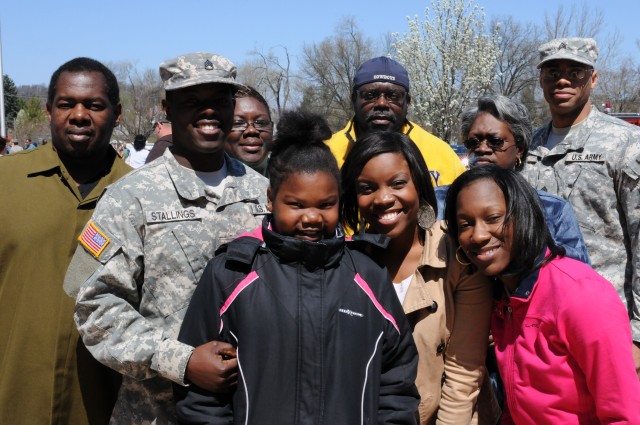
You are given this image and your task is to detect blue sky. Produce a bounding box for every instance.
[1,0,638,86]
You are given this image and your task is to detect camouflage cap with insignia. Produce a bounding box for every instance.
[159,52,246,91]
[537,37,599,69]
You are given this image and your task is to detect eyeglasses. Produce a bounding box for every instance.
[540,67,593,82]
[152,120,169,128]
[463,136,514,151]
[230,119,273,132]
[358,89,407,103]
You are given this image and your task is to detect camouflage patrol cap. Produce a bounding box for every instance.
[537,37,599,68]
[159,52,245,91]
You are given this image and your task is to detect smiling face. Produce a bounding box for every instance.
[539,59,597,127]
[47,71,121,160]
[268,171,339,242]
[455,178,514,281]
[467,112,522,170]
[353,82,409,136]
[356,152,419,241]
[165,83,234,169]
[225,96,272,164]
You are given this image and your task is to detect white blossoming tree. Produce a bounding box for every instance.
[393,0,500,142]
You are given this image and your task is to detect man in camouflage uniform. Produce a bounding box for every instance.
[521,37,640,375]
[65,52,270,423]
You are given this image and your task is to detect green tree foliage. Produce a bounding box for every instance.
[14,96,48,141]
[3,74,23,128]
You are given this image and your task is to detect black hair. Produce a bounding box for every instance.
[48,57,120,109]
[341,131,437,234]
[267,110,337,197]
[133,134,147,151]
[0,136,7,153]
[444,165,563,279]
[235,86,271,119]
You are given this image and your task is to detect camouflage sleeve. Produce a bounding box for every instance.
[72,188,194,385]
[619,141,640,342]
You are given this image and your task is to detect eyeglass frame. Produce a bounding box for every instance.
[152,119,170,129]
[540,66,594,82]
[463,135,518,152]
[357,88,408,104]
[230,119,274,133]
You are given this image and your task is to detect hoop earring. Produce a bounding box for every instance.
[358,216,367,235]
[515,157,522,168]
[455,246,471,266]
[417,203,436,231]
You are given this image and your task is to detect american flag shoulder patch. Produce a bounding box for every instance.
[78,221,110,258]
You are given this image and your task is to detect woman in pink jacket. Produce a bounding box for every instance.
[444,165,640,424]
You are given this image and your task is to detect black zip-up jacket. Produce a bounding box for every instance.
[175,219,419,424]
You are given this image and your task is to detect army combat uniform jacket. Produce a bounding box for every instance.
[66,149,269,424]
[522,107,640,341]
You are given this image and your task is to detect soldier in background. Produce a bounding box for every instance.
[65,52,269,424]
[146,117,173,163]
[521,37,640,376]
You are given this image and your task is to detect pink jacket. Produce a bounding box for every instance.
[492,253,640,424]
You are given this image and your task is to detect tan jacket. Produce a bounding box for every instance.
[403,221,494,424]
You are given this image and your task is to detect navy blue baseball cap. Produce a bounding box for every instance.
[353,57,410,92]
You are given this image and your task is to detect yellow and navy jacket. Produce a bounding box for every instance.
[326,119,466,187]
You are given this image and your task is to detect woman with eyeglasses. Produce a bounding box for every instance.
[444,165,640,424]
[436,95,590,264]
[225,86,273,176]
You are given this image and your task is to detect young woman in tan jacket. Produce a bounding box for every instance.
[342,131,496,424]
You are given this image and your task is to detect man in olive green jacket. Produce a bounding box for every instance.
[0,57,131,425]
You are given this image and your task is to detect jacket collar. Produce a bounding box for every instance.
[529,106,600,158]
[261,216,345,270]
[400,221,449,315]
[27,143,129,203]
[344,118,414,145]
[161,149,265,206]
[415,221,449,270]
[504,249,548,300]
[27,142,65,174]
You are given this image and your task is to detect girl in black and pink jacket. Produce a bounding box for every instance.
[174,111,419,425]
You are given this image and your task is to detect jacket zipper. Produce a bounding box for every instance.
[504,305,516,418]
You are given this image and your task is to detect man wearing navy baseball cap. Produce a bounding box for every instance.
[326,56,465,187]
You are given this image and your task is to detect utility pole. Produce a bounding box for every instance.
[0,21,6,137]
